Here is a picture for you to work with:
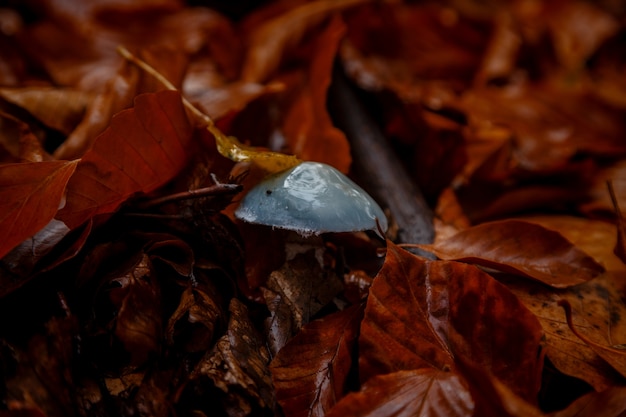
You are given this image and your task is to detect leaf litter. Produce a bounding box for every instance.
[1,1,626,416]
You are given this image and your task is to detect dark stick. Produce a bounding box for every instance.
[328,66,435,256]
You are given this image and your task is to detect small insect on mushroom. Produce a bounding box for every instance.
[235,161,388,237]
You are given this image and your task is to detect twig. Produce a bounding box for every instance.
[328,65,435,257]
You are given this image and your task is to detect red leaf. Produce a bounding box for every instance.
[270,305,363,417]
[327,368,473,417]
[56,90,193,229]
[418,219,605,288]
[0,160,78,259]
[359,242,544,402]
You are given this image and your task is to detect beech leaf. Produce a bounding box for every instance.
[0,160,78,259]
[326,368,473,417]
[419,219,605,288]
[270,305,363,417]
[56,90,193,230]
[360,242,544,402]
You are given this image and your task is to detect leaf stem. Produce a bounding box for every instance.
[116,45,215,128]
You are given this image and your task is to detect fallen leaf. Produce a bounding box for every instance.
[340,1,490,112]
[265,241,342,333]
[456,356,546,417]
[496,215,626,389]
[327,368,473,417]
[549,385,626,417]
[166,283,224,353]
[53,47,189,160]
[281,16,351,173]
[459,85,626,173]
[270,305,363,417]
[190,298,275,415]
[0,87,91,136]
[0,160,78,259]
[111,253,162,367]
[241,0,370,83]
[360,242,544,402]
[418,219,604,288]
[56,90,193,230]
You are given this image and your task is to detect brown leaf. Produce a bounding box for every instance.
[0,160,78,259]
[341,2,489,100]
[360,242,544,402]
[166,282,224,353]
[5,315,80,417]
[55,90,193,230]
[549,385,626,417]
[456,356,545,417]
[190,298,275,415]
[19,6,225,93]
[459,85,626,173]
[264,240,344,335]
[54,47,189,160]
[270,305,363,417]
[327,368,473,417]
[281,16,351,173]
[498,213,626,392]
[241,0,370,83]
[546,1,619,72]
[418,219,604,288]
[112,253,162,367]
[0,87,91,136]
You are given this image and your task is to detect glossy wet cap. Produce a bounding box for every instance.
[235,162,388,236]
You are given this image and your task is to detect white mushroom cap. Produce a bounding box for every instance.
[235,162,388,236]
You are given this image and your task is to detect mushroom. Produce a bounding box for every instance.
[235,162,387,237]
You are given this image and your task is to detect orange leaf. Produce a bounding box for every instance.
[56,90,193,229]
[0,160,78,259]
[418,219,604,288]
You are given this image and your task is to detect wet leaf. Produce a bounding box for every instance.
[0,160,78,259]
[418,219,604,288]
[327,368,473,417]
[56,90,193,230]
[270,305,363,417]
[360,242,544,402]
[456,356,545,417]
